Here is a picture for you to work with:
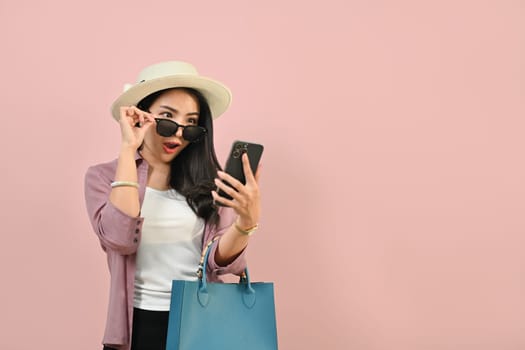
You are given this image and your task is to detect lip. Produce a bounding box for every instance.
[162,142,180,154]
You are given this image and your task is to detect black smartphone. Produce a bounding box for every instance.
[216,140,264,203]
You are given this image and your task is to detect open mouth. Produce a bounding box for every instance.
[163,142,180,153]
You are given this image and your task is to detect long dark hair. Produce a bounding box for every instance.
[137,87,222,226]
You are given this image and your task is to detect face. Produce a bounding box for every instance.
[140,89,200,165]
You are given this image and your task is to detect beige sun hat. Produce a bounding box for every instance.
[110,61,232,120]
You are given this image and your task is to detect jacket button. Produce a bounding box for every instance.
[133,238,138,243]
[135,229,140,234]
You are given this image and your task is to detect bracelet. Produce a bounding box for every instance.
[111,181,139,189]
[234,220,258,236]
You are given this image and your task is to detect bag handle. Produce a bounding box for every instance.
[196,237,256,308]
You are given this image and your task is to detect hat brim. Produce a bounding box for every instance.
[110,75,232,121]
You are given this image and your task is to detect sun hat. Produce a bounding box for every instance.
[110,61,232,120]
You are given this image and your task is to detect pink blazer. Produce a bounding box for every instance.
[84,153,247,350]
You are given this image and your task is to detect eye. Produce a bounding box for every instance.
[159,111,172,118]
[188,118,198,125]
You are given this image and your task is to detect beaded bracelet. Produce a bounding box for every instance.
[111,181,139,189]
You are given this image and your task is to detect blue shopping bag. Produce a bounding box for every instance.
[166,239,278,350]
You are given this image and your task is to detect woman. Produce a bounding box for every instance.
[84,61,261,350]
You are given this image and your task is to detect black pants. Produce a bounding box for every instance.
[103,308,170,350]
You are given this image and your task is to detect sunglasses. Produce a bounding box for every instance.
[155,118,207,143]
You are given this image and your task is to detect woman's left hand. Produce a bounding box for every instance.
[212,153,261,229]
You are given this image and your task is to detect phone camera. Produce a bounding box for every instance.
[233,144,249,158]
[233,143,249,158]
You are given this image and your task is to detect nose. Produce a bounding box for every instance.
[175,125,184,138]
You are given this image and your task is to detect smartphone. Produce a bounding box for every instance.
[216,140,264,203]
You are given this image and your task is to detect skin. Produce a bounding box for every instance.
[110,88,260,266]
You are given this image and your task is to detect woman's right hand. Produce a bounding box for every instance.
[118,106,156,150]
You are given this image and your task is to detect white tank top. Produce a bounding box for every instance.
[133,187,205,311]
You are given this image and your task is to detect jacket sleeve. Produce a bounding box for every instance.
[206,207,248,279]
[84,164,143,255]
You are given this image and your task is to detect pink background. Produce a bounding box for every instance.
[1,1,524,349]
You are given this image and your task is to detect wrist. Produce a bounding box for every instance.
[234,218,258,236]
[236,217,258,230]
[120,144,138,155]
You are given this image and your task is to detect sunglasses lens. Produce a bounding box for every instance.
[155,119,206,142]
[183,126,206,142]
[156,119,178,137]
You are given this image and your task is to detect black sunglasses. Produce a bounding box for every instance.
[155,118,207,143]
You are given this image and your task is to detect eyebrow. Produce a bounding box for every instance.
[159,105,200,117]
